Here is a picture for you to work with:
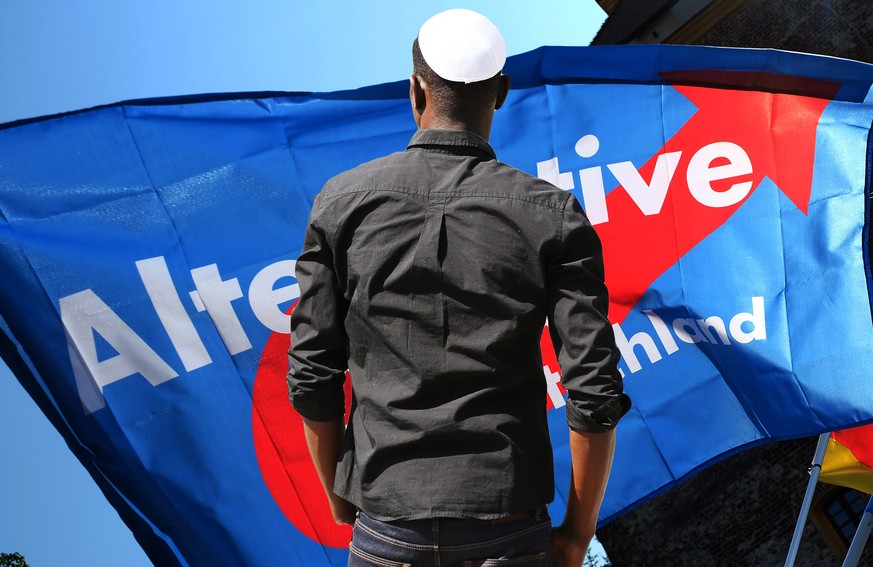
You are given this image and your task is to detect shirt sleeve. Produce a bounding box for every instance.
[287,197,350,421]
[547,195,631,433]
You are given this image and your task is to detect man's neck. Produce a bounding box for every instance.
[419,114,493,142]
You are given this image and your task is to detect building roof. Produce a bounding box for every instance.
[591,0,677,45]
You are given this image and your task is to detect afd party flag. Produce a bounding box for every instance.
[2,45,873,565]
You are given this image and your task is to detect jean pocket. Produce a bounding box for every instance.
[462,551,547,566]
[348,543,412,567]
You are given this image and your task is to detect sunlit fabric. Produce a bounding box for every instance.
[821,425,873,494]
[1,45,872,566]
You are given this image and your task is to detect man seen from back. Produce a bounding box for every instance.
[288,9,631,567]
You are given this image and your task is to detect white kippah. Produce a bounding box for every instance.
[417,9,507,84]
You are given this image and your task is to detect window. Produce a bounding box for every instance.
[825,489,868,545]
[812,486,871,555]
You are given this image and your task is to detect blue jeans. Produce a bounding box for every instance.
[348,509,551,567]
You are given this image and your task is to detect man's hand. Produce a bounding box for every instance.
[550,524,590,567]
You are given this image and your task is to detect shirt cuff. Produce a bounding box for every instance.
[289,384,346,422]
[565,393,632,433]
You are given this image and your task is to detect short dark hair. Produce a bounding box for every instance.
[412,38,503,122]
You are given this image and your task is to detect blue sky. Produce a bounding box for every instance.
[0,1,606,564]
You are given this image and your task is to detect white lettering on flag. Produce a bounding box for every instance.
[137,257,212,372]
[248,259,298,334]
[60,289,178,413]
[686,141,753,208]
[59,256,301,413]
[607,152,681,216]
[536,157,574,190]
[613,296,768,377]
[190,263,251,355]
[535,135,755,225]
[544,367,566,409]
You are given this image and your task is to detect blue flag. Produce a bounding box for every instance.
[2,45,873,565]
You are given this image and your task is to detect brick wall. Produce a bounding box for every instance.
[597,437,858,566]
[696,0,873,63]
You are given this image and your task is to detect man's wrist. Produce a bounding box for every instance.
[557,523,592,550]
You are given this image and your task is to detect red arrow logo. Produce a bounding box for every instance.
[596,73,841,324]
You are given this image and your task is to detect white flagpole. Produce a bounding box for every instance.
[785,433,831,567]
[841,494,873,567]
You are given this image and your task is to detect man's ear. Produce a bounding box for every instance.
[409,75,427,126]
[494,74,511,110]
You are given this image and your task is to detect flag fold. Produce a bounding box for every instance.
[2,45,873,565]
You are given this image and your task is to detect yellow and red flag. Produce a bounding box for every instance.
[820,424,873,494]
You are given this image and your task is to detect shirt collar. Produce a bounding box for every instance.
[406,128,497,160]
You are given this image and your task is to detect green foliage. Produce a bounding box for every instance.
[0,553,29,567]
